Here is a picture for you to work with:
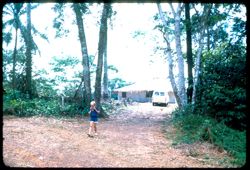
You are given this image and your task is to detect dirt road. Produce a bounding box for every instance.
[3,103,233,167]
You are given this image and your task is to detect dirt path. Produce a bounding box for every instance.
[3,103,233,167]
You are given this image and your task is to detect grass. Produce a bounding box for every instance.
[165,108,246,167]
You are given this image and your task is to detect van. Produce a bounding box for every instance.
[152,91,169,106]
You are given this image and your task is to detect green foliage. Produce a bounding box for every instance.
[108,65,118,73]
[3,96,86,118]
[3,87,86,118]
[49,55,81,91]
[33,70,58,98]
[60,102,82,118]
[77,3,90,15]
[101,100,116,115]
[108,78,132,91]
[172,107,246,166]
[50,56,80,71]
[195,42,246,131]
[52,3,69,38]
[3,96,60,117]
[2,32,12,45]
[231,16,246,44]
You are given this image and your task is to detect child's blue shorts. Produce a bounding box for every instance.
[90,117,98,123]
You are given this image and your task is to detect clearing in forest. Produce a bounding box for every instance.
[3,103,234,167]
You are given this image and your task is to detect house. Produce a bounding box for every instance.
[112,79,176,103]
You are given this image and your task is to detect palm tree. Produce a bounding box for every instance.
[3,3,24,98]
[3,3,49,98]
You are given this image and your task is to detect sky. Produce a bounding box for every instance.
[3,3,246,91]
[27,3,170,84]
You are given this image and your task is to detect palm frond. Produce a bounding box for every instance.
[31,25,49,43]
[3,19,15,28]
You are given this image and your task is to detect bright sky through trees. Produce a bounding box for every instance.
[3,3,246,85]
[9,3,170,84]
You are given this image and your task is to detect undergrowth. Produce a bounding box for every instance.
[3,97,85,118]
[170,105,246,167]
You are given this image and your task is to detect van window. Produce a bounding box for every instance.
[160,92,165,96]
[122,92,126,98]
[154,92,159,96]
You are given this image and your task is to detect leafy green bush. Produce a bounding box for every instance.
[3,97,60,117]
[34,99,61,117]
[60,102,84,118]
[195,43,246,131]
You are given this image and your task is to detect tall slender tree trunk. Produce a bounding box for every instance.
[73,4,92,106]
[185,3,193,104]
[102,30,109,100]
[157,3,183,108]
[170,3,187,107]
[12,4,23,98]
[192,4,212,104]
[95,4,110,114]
[12,25,18,98]
[165,46,183,108]
[207,27,210,52]
[25,3,32,99]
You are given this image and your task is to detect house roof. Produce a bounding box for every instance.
[113,79,173,92]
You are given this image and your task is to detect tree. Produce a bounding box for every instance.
[185,3,193,104]
[94,3,111,115]
[3,3,48,98]
[72,3,92,106]
[192,4,212,105]
[25,3,32,99]
[2,3,24,98]
[157,3,186,108]
[102,4,114,100]
[102,29,109,100]
[169,3,187,107]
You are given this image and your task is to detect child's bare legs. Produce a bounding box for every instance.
[93,123,97,135]
[88,121,94,135]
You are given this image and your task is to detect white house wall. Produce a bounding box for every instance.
[117,91,151,102]
[117,91,176,103]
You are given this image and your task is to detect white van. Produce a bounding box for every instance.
[152,91,169,106]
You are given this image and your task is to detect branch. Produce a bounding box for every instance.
[157,3,168,27]
[74,79,84,98]
[169,3,176,18]
[193,4,200,16]
[180,3,185,13]
[157,3,172,51]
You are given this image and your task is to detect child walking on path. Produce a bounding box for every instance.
[88,101,100,137]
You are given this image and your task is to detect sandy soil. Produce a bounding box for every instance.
[3,103,234,167]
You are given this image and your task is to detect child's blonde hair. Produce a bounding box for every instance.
[90,101,96,106]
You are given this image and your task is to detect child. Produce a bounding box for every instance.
[87,101,100,137]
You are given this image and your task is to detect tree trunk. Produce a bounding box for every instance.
[185,3,193,104]
[170,3,187,107]
[102,25,109,100]
[25,3,32,99]
[12,4,23,98]
[157,3,183,108]
[192,4,212,104]
[207,27,210,52]
[95,4,110,116]
[165,47,183,108]
[192,33,205,104]
[12,25,18,98]
[73,4,92,106]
